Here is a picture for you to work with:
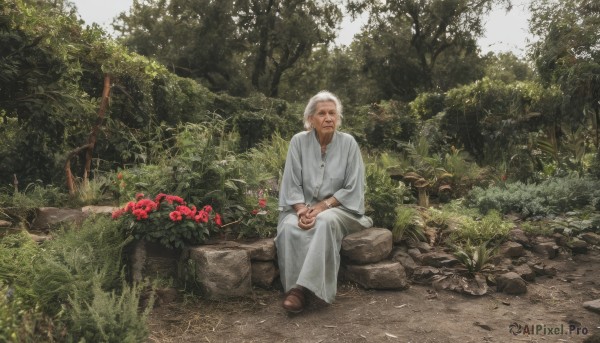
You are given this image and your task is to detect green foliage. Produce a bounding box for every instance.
[442,78,563,166]
[358,101,420,151]
[67,280,152,343]
[31,216,131,316]
[409,92,445,120]
[365,155,411,229]
[450,210,513,246]
[392,206,425,242]
[114,194,221,249]
[0,215,150,342]
[452,242,495,275]
[467,176,600,217]
[482,52,534,83]
[520,221,553,237]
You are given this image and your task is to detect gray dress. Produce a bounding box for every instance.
[275,130,373,303]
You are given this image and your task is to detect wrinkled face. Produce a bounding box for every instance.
[309,101,338,137]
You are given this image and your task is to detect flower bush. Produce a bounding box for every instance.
[112,193,222,249]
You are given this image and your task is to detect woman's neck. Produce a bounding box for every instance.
[315,131,334,148]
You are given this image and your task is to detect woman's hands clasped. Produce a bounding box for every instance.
[296,202,328,230]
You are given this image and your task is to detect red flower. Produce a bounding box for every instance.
[203,205,213,213]
[214,213,223,227]
[251,209,259,215]
[117,172,123,180]
[132,209,148,220]
[124,201,136,212]
[165,195,185,205]
[258,198,267,208]
[155,193,167,204]
[135,199,157,214]
[169,211,183,222]
[111,208,126,219]
[194,210,209,223]
[135,193,145,200]
[176,205,196,219]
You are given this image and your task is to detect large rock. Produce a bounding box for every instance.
[580,232,600,246]
[496,272,527,295]
[499,242,526,258]
[583,299,600,314]
[81,205,118,215]
[31,207,88,230]
[202,239,276,261]
[568,238,589,254]
[238,239,276,261]
[132,241,180,281]
[419,251,459,268]
[341,228,392,264]
[186,245,251,299]
[251,261,279,288]
[343,261,408,290]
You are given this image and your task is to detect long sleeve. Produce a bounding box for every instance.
[333,138,366,215]
[278,134,305,211]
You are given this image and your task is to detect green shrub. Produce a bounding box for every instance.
[392,206,425,242]
[365,157,411,229]
[466,176,600,217]
[31,216,131,316]
[66,280,153,343]
[452,242,495,275]
[520,221,553,237]
[450,210,514,246]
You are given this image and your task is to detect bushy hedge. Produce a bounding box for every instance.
[466,176,600,217]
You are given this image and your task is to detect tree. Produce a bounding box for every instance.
[348,0,509,99]
[530,0,600,127]
[115,0,342,97]
[114,0,247,94]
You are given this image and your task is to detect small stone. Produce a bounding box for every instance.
[533,242,559,259]
[29,233,50,244]
[531,264,545,275]
[411,266,441,283]
[580,232,600,246]
[414,241,432,253]
[552,233,569,247]
[419,251,459,268]
[513,264,535,282]
[390,248,417,276]
[583,299,600,314]
[251,261,279,288]
[0,220,11,228]
[407,248,422,261]
[496,272,527,295]
[508,229,530,246]
[499,242,526,258]
[155,287,179,306]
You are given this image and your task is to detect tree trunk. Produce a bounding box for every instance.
[83,74,111,187]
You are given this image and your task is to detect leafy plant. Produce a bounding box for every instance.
[365,156,411,229]
[391,206,425,242]
[453,242,495,275]
[450,210,513,246]
[467,176,600,217]
[113,193,223,249]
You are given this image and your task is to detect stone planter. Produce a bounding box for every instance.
[130,240,182,282]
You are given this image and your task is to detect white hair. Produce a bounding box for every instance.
[303,90,343,130]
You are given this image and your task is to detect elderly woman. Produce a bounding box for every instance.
[275,91,373,313]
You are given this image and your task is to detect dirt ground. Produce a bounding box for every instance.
[147,249,600,343]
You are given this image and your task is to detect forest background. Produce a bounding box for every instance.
[1,0,600,341]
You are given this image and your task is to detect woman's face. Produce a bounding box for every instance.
[310,101,338,137]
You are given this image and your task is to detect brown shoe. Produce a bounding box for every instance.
[282,288,305,313]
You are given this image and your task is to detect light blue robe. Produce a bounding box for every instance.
[275,130,373,303]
